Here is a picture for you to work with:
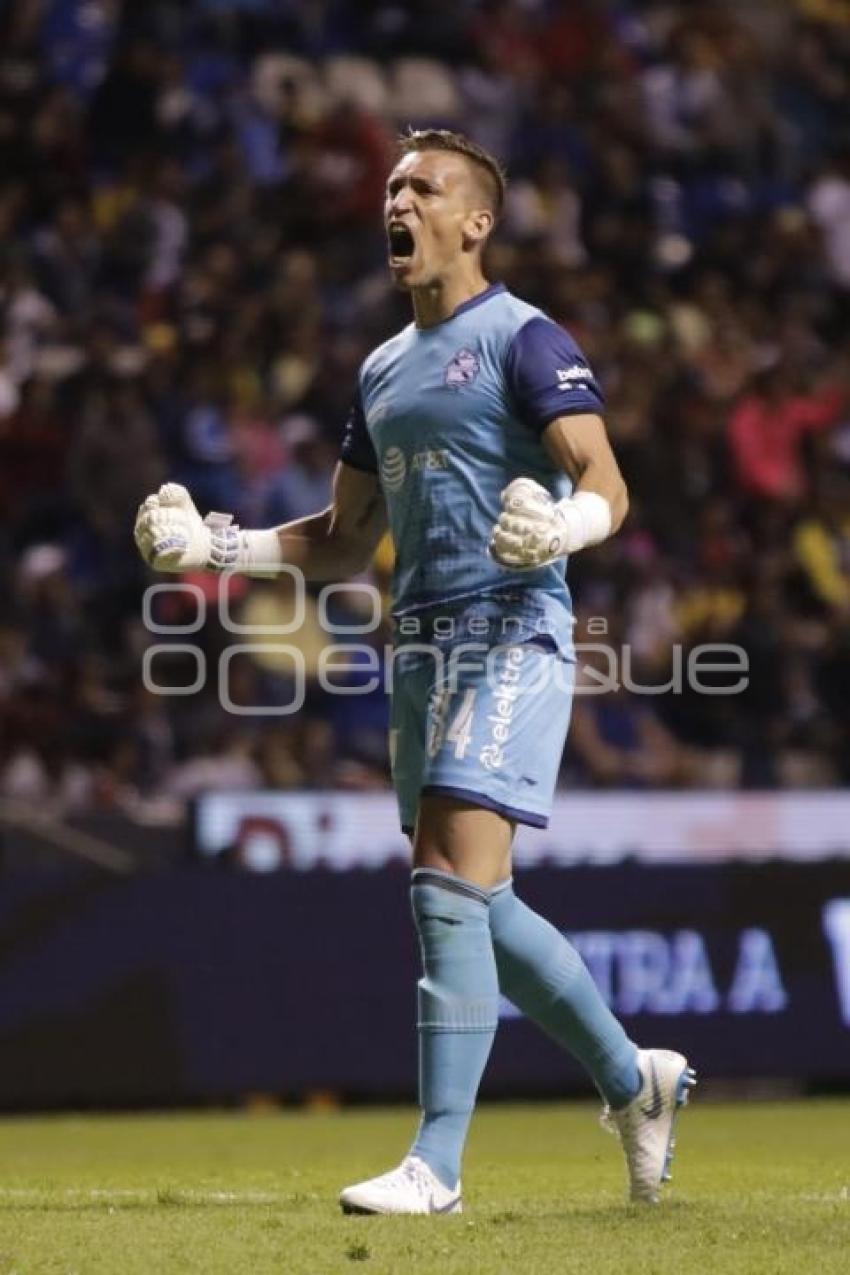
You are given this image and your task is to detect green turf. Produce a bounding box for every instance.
[0,1100,847,1274]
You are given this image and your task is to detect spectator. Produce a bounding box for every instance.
[793,476,850,615]
[1,0,849,814]
[262,416,335,525]
[807,147,850,288]
[727,366,845,503]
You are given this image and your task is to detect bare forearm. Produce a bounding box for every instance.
[272,509,373,581]
[490,414,629,571]
[542,415,629,537]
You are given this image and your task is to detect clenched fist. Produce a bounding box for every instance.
[134,483,236,572]
[489,477,611,570]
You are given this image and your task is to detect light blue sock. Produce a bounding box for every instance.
[409,868,499,1190]
[489,880,640,1108]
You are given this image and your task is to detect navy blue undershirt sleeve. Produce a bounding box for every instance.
[339,385,378,474]
[505,316,605,436]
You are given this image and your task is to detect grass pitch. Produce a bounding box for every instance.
[0,1100,847,1274]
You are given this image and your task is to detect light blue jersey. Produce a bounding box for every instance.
[342,283,603,643]
[340,282,605,830]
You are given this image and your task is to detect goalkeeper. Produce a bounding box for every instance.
[134,130,694,1214]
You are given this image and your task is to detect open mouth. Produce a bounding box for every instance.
[387,223,415,261]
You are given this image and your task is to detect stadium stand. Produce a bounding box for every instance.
[1,0,849,824]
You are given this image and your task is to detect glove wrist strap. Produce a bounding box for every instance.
[204,514,284,577]
[554,490,611,553]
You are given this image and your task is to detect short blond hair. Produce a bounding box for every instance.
[397,129,507,217]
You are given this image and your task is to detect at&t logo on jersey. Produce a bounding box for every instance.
[381,447,449,492]
[411,449,448,474]
[380,446,406,492]
[445,347,480,390]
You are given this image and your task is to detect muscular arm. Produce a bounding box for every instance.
[492,316,629,568]
[272,462,388,581]
[489,413,627,569]
[542,413,629,533]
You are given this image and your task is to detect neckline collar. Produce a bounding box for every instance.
[415,281,505,329]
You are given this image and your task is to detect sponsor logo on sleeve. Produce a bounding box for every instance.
[556,366,594,389]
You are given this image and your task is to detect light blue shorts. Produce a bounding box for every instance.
[390,639,575,835]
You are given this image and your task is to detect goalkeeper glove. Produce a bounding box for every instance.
[489,477,611,570]
[133,483,283,575]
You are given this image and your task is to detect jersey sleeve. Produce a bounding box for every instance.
[505,316,605,435]
[339,386,378,474]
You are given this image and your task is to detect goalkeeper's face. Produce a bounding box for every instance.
[384,150,491,290]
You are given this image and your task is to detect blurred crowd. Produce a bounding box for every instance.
[1,0,850,821]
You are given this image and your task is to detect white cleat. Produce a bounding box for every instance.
[601,1048,697,1204]
[339,1154,462,1216]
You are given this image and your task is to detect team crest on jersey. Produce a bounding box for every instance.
[444,347,480,390]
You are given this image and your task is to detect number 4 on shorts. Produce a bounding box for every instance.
[446,688,477,759]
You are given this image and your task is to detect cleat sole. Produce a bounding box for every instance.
[340,1197,463,1217]
[661,1064,698,1186]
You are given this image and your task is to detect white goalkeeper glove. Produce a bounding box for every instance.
[489,477,611,570]
[133,483,283,575]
